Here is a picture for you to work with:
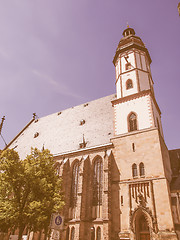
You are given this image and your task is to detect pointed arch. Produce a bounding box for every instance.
[66,227,70,240]
[130,208,153,240]
[70,227,75,240]
[70,160,79,207]
[136,214,150,240]
[128,112,138,132]
[132,163,138,177]
[139,162,145,176]
[92,156,103,207]
[126,79,133,89]
[90,227,95,240]
[96,227,101,240]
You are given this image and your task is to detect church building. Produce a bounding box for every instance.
[5,27,180,240]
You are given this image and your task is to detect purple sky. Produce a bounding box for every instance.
[0,0,180,150]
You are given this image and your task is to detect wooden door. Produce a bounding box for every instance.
[140,232,150,240]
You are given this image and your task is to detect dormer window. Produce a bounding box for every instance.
[80,119,85,125]
[126,79,133,89]
[34,132,39,138]
[125,62,131,71]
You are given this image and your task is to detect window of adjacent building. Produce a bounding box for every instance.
[70,227,75,240]
[128,112,138,132]
[70,162,79,207]
[139,162,145,176]
[97,227,101,240]
[93,158,103,207]
[132,163,138,177]
[126,79,133,89]
[125,62,131,70]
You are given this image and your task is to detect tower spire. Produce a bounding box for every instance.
[112,27,163,137]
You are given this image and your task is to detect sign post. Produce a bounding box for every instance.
[49,213,64,240]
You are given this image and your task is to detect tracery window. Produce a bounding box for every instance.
[90,227,95,240]
[126,79,133,89]
[132,163,138,177]
[128,112,138,132]
[66,227,69,240]
[97,227,101,240]
[70,227,75,240]
[139,162,145,176]
[93,158,103,206]
[70,161,79,207]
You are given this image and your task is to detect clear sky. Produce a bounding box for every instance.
[0,0,180,150]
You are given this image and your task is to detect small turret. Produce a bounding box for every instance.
[122,27,135,37]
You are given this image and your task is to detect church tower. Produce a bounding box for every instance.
[111,27,178,240]
[112,27,163,137]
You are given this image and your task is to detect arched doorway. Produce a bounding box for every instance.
[136,214,150,240]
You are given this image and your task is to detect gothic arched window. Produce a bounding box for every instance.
[132,163,138,177]
[90,227,95,240]
[126,79,133,89]
[70,161,79,207]
[139,162,145,176]
[70,227,75,240]
[97,227,101,240]
[93,158,103,206]
[128,112,138,132]
[66,227,69,240]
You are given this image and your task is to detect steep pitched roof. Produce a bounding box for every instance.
[8,94,116,159]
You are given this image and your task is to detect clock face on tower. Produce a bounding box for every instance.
[124,55,129,63]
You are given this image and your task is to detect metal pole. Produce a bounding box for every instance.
[0,116,5,135]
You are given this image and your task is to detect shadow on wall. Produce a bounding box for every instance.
[111,154,121,239]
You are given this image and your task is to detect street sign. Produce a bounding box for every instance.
[52,230,60,240]
[50,213,64,230]
[9,235,18,240]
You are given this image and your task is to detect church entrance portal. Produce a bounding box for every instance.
[136,214,150,240]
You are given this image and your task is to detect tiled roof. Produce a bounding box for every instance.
[8,94,116,159]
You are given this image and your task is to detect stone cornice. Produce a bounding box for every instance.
[113,42,152,65]
[111,90,161,115]
[111,127,158,141]
[53,142,113,158]
[112,176,166,184]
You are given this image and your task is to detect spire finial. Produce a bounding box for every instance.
[127,22,129,28]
